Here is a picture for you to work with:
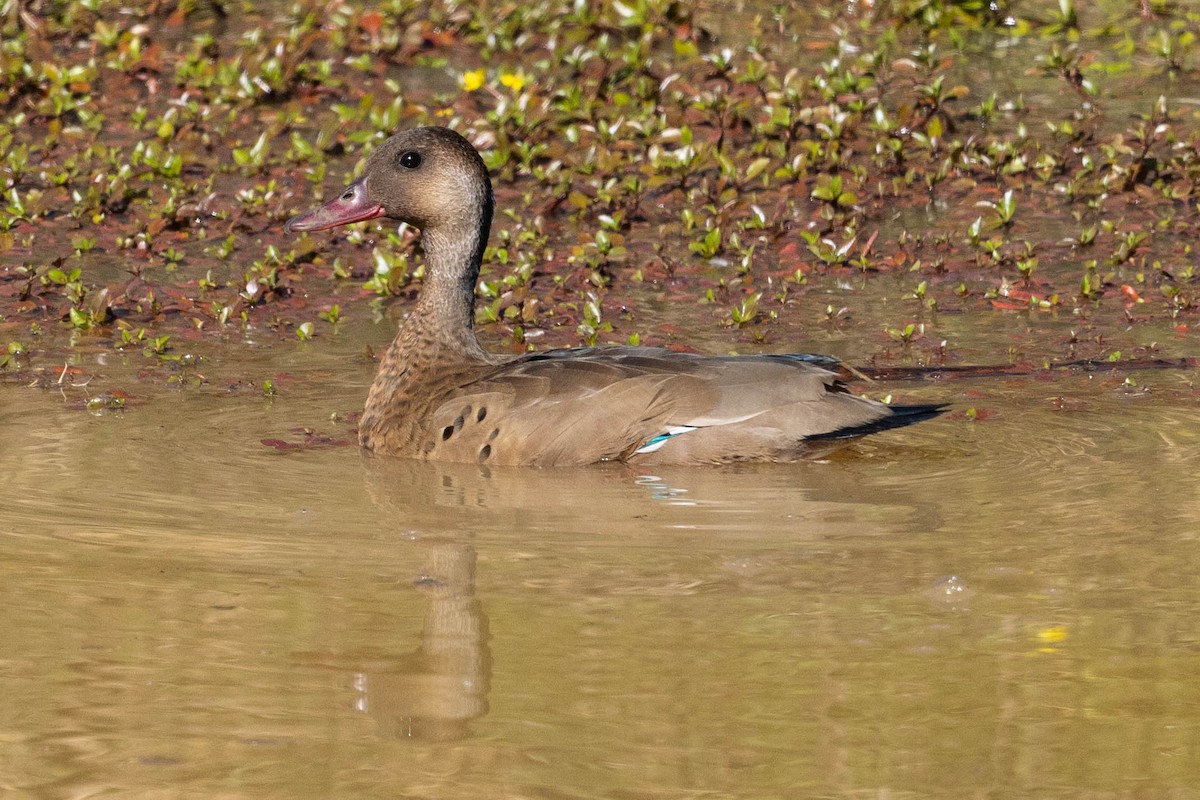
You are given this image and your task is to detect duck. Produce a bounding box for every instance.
[286,126,944,467]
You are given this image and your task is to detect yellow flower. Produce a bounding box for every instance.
[461,69,485,92]
[498,72,527,92]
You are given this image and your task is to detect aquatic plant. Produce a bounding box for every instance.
[0,0,1195,398]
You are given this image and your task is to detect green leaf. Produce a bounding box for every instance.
[744,157,770,181]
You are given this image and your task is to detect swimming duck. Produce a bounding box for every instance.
[286,126,943,466]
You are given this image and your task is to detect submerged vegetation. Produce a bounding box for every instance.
[1,0,1198,396]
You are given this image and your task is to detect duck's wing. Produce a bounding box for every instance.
[424,347,943,467]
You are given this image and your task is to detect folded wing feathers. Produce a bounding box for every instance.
[429,347,921,465]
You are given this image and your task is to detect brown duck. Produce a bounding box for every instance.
[287,126,944,467]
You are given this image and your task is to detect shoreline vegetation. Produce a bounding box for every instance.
[1,0,1198,407]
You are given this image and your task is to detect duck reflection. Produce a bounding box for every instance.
[350,539,489,742]
[350,451,941,741]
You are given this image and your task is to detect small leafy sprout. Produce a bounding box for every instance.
[1017,256,1038,283]
[576,293,609,346]
[205,235,235,261]
[889,323,920,345]
[689,226,722,258]
[119,326,146,346]
[68,307,98,330]
[810,174,857,210]
[296,322,315,341]
[728,293,762,327]
[363,248,409,297]
[1110,230,1148,265]
[144,335,171,357]
[966,217,983,246]
[233,132,272,171]
[986,189,1017,227]
[802,231,855,267]
[0,341,26,370]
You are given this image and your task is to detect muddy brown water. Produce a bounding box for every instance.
[3,316,1200,797]
[5,1,1200,795]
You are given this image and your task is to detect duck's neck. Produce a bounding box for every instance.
[406,230,481,352]
[394,193,494,365]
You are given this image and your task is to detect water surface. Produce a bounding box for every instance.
[4,338,1200,798]
[4,0,1200,795]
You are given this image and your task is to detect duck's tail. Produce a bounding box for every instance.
[807,403,949,442]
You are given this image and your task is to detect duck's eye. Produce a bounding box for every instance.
[398,151,422,169]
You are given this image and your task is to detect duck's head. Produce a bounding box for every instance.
[285,126,493,235]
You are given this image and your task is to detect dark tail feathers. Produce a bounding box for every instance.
[807,403,948,442]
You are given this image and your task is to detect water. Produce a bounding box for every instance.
[3,330,1200,798]
[5,0,1200,794]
